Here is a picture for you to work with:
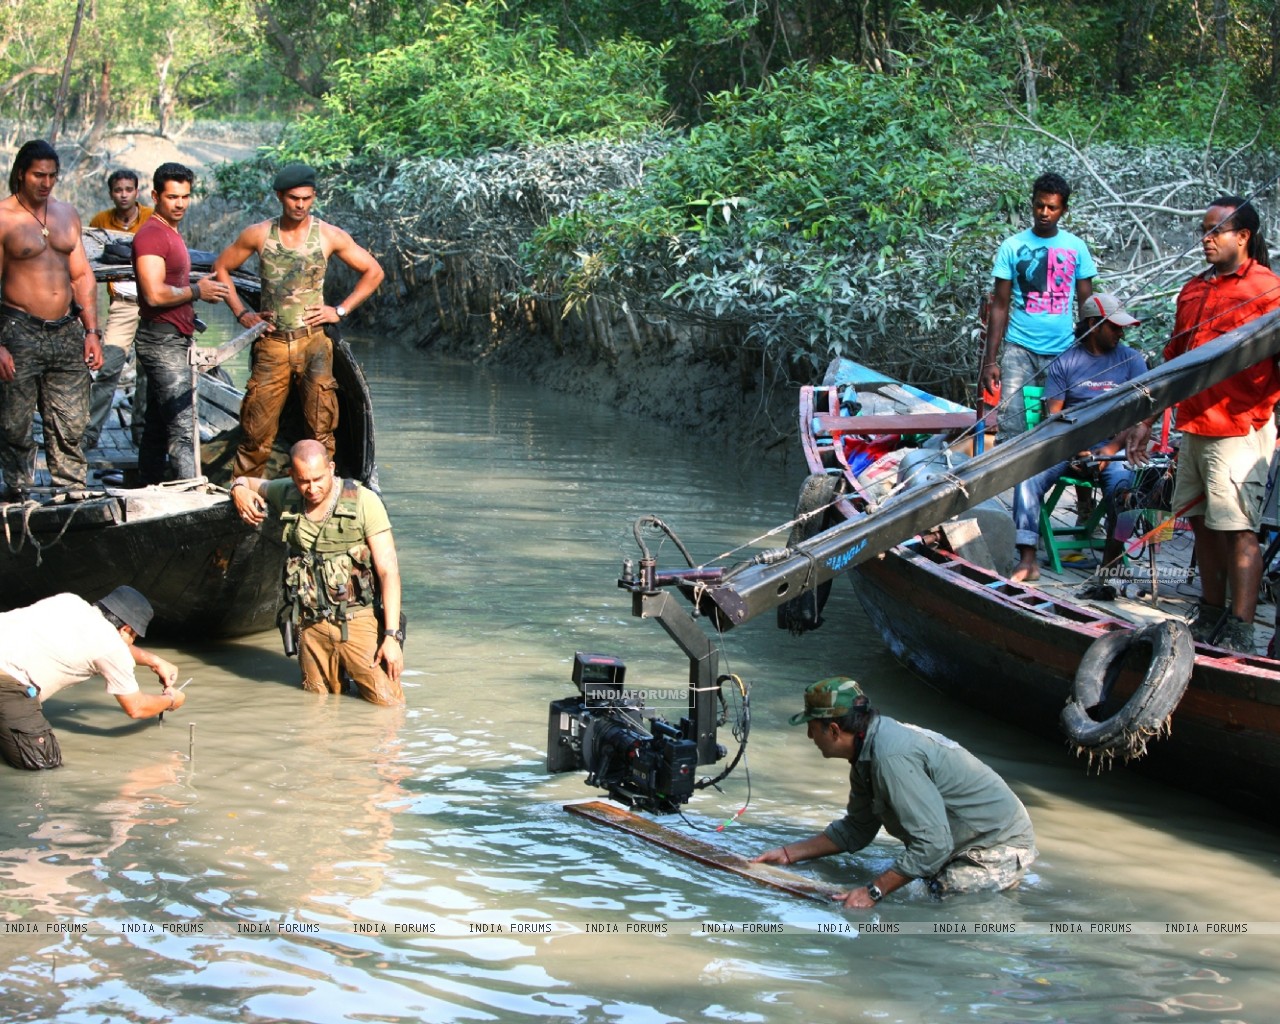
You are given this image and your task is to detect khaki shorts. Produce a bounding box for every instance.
[1172,421,1276,531]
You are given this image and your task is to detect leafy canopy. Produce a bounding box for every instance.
[273,0,670,164]
[532,7,1021,325]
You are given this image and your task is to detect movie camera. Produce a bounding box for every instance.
[546,652,701,814]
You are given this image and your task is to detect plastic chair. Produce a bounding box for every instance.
[1023,386,1109,573]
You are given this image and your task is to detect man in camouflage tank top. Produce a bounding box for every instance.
[214,163,384,478]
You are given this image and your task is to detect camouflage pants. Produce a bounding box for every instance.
[0,313,90,492]
[929,842,1038,895]
[233,329,338,478]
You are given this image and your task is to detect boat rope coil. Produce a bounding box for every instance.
[1060,619,1194,770]
[2,499,85,566]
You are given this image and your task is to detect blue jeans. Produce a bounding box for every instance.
[997,344,1061,441]
[133,320,195,483]
[1013,449,1132,548]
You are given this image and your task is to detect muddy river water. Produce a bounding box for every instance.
[1,332,1277,1023]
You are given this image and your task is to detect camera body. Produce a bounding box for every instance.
[547,652,698,813]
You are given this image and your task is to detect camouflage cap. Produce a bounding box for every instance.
[789,676,867,725]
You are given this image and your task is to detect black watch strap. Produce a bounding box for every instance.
[383,628,405,643]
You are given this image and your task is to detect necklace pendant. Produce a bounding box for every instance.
[40,227,48,237]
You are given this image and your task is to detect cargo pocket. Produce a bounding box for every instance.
[0,687,63,770]
[7,725,64,770]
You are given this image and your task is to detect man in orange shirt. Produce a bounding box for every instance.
[1128,197,1280,652]
[84,169,153,450]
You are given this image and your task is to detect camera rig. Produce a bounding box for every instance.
[548,342,1280,813]
[547,518,757,813]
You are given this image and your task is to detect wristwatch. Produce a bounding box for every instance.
[382,627,405,643]
[865,883,884,903]
[335,304,348,319]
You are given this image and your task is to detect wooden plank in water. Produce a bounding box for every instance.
[566,800,842,903]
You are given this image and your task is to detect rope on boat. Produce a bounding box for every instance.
[1,498,89,566]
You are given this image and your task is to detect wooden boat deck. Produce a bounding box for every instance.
[988,482,1279,658]
[799,362,1280,660]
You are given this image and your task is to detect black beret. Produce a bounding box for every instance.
[272,162,317,192]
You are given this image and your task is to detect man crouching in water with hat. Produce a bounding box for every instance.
[753,678,1036,907]
[0,586,183,770]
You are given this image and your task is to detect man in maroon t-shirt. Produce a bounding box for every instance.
[131,162,227,483]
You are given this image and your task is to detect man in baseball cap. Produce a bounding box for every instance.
[1010,290,1148,587]
[754,677,1036,907]
[787,675,868,725]
[1081,291,1141,327]
[0,588,184,770]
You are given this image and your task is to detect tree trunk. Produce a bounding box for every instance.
[1213,0,1230,58]
[50,0,90,143]
[78,59,112,166]
[1000,0,1038,118]
[156,41,174,137]
[1271,2,1280,95]
[1116,1,1158,95]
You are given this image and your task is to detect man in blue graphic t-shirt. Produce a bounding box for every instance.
[980,172,1098,440]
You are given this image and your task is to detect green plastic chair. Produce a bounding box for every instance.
[1023,386,1110,574]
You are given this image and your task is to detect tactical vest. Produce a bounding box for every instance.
[280,479,376,637]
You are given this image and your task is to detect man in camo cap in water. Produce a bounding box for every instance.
[213,162,384,478]
[752,677,1036,907]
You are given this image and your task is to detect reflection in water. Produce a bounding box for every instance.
[1,333,1278,1023]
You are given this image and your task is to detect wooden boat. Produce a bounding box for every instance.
[792,357,1280,822]
[0,233,377,639]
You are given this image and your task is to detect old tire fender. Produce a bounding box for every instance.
[1061,620,1194,751]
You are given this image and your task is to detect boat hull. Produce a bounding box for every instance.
[850,544,1280,822]
[1,497,285,639]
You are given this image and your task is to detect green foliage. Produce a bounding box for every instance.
[529,6,1024,377]
[0,0,270,132]
[271,0,669,164]
[1038,63,1279,148]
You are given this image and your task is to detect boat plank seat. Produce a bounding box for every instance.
[812,411,975,436]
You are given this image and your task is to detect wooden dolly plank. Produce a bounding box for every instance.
[566,800,842,903]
